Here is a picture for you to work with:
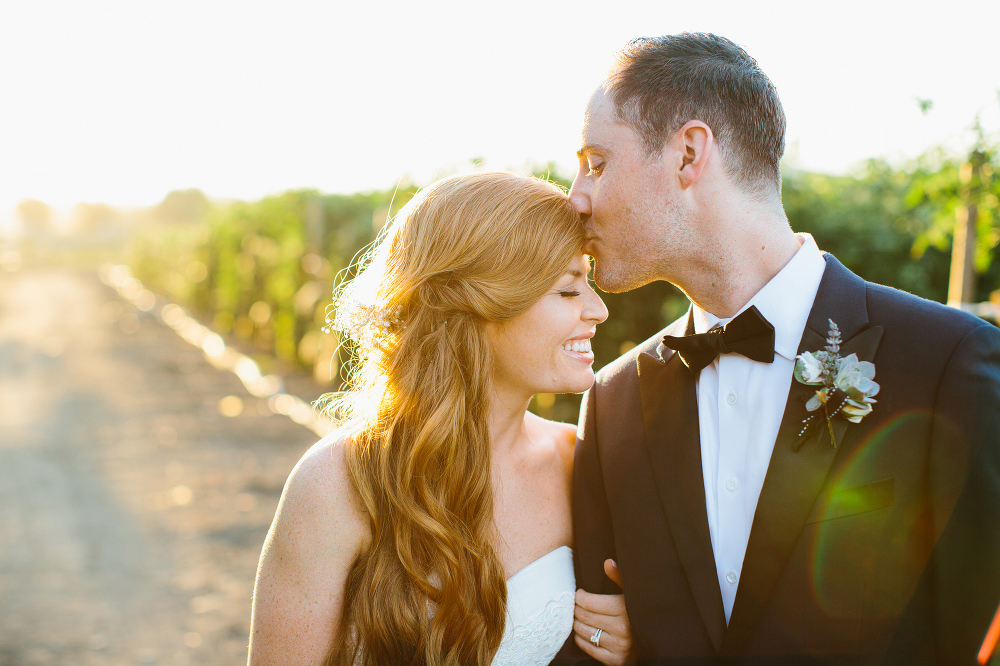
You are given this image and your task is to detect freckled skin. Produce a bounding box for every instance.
[248,441,365,665]
[489,255,609,402]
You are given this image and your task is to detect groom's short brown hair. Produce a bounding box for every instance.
[606,32,786,194]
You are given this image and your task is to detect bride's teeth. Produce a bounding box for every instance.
[562,340,591,353]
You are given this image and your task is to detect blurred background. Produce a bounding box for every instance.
[2,0,1000,664]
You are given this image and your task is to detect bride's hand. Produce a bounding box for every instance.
[572,559,634,666]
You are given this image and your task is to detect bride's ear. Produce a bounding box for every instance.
[675,120,713,189]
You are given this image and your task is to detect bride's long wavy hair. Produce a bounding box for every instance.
[323,172,584,666]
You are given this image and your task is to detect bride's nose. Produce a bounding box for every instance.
[583,290,608,324]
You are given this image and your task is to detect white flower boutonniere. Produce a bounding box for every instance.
[793,320,879,447]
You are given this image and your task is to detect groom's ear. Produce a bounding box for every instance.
[675,120,713,190]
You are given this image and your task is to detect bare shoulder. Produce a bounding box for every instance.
[249,430,368,664]
[271,431,369,557]
[525,411,577,474]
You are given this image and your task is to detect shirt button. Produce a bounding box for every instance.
[726,478,738,492]
[727,392,737,405]
[726,571,738,585]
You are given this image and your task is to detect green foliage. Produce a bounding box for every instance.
[903,120,1000,299]
[131,138,999,425]
[783,160,953,302]
[131,185,417,381]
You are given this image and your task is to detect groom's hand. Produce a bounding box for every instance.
[572,559,634,666]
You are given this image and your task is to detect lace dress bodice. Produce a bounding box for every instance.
[491,546,575,666]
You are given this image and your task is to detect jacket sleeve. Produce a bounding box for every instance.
[886,322,1000,664]
[552,384,618,664]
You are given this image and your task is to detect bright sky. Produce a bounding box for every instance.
[1,0,998,228]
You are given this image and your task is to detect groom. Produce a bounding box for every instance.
[557,33,1000,664]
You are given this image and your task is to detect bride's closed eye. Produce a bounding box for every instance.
[559,289,582,298]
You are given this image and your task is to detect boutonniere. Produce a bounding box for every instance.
[793,319,880,447]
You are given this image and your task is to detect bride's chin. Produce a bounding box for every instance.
[556,373,596,395]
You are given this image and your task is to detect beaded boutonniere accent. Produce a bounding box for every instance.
[793,320,879,447]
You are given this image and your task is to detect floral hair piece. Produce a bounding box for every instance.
[325,296,403,343]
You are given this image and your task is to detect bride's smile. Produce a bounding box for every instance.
[487,254,607,401]
[559,334,594,361]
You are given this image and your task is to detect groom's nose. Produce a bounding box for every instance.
[568,174,592,218]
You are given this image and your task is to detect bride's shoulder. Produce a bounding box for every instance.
[287,429,351,490]
[253,429,367,653]
[270,429,369,558]
[525,412,577,470]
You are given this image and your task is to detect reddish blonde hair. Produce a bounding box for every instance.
[324,172,584,665]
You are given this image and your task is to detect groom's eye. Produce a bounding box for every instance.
[587,163,604,176]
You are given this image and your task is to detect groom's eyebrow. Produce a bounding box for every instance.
[577,143,607,159]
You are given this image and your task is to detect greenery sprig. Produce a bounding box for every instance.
[794,320,879,447]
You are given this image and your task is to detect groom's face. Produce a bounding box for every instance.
[569,88,691,294]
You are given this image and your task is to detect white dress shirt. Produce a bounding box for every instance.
[692,233,826,623]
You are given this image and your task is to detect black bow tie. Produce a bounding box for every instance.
[662,305,775,373]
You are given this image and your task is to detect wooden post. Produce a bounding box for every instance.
[948,153,983,307]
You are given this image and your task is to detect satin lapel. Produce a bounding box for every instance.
[638,315,727,653]
[723,255,883,653]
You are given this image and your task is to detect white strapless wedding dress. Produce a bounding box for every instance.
[491,545,576,666]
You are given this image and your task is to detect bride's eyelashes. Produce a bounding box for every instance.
[558,289,582,298]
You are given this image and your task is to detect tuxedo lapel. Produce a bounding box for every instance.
[638,312,727,653]
[723,255,884,653]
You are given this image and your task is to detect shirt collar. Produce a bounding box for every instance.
[691,233,826,361]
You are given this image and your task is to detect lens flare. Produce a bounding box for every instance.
[807,410,935,619]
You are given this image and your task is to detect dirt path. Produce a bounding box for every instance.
[0,266,321,665]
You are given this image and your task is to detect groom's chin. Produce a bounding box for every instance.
[592,265,650,294]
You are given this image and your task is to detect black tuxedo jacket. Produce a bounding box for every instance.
[555,255,1000,665]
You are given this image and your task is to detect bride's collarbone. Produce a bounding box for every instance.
[491,466,572,580]
[487,414,574,579]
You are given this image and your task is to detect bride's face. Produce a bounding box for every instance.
[488,254,608,401]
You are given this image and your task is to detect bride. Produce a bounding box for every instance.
[248,172,633,665]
